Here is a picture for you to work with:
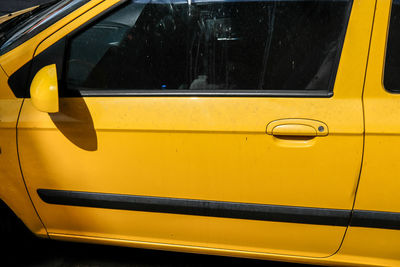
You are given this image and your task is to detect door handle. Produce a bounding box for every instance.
[266,119,328,137]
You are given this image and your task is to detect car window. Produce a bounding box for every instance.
[384,0,400,92]
[65,0,352,93]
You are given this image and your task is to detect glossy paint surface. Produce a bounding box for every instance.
[4,0,400,266]
[30,64,59,113]
[0,64,46,237]
[16,0,368,259]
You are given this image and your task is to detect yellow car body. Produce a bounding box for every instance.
[0,0,399,265]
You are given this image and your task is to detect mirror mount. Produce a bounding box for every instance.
[30,64,59,113]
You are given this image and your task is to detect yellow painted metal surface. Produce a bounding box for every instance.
[0,66,46,237]
[272,124,317,136]
[50,230,400,267]
[0,0,117,239]
[30,64,59,113]
[355,0,400,213]
[0,0,111,242]
[335,227,400,266]
[14,0,373,260]
[332,0,400,266]
[3,0,400,265]
[335,0,400,265]
[19,96,358,257]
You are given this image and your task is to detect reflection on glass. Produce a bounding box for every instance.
[66,0,351,91]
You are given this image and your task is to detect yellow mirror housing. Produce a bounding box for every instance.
[30,64,59,113]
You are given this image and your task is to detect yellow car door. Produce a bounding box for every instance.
[8,0,375,259]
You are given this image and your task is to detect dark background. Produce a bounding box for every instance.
[0,0,52,15]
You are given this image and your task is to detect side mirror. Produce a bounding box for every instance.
[30,64,59,113]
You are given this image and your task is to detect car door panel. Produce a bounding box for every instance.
[18,96,361,257]
[14,0,375,258]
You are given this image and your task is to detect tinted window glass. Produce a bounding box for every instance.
[385,0,400,92]
[65,0,351,92]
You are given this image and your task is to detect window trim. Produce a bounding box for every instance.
[71,88,333,98]
[382,0,400,94]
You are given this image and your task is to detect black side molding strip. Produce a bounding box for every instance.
[351,210,400,230]
[37,189,400,230]
[37,189,350,226]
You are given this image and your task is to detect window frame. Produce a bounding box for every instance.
[62,0,353,98]
[383,0,400,94]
